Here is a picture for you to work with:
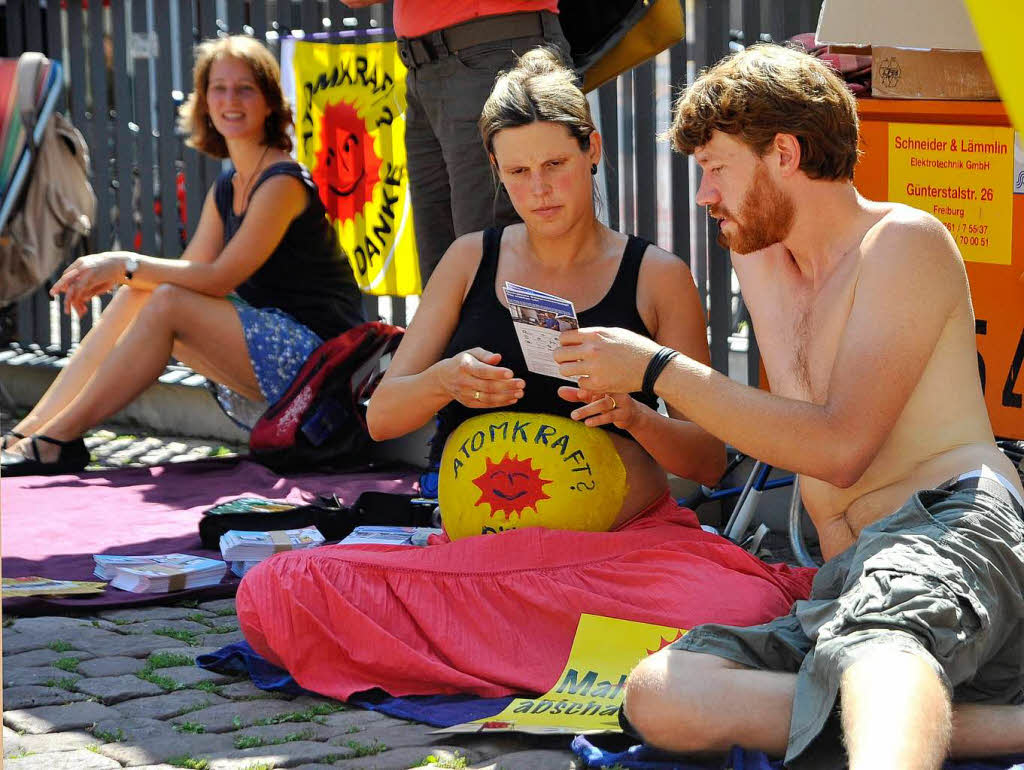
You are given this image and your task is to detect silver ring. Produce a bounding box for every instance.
[608,396,617,409]
[474,391,481,401]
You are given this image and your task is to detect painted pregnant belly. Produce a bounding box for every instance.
[439,412,627,540]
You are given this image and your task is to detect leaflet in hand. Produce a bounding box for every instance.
[94,553,227,593]
[219,527,325,562]
[502,281,578,382]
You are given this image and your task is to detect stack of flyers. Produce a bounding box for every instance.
[2,577,107,597]
[339,526,441,546]
[219,527,325,562]
[93,554,227,593]
[502,281,579,381]
[204,497,299,515]
[230,561,261,578]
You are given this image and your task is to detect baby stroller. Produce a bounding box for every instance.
[0,52,95,306]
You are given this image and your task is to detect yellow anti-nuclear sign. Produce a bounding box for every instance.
[287,39,421,296]
[440,614,687,735]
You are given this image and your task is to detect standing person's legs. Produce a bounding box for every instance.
[404,69,456,287]
[438,27,573,248]
[407,18,573,286]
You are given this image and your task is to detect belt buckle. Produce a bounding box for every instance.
[397,40,413,67]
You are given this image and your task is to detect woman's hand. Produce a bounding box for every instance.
[437,348,525,409]
[555,327,661,394]
[51,252,132,316]
[559,385,642,431]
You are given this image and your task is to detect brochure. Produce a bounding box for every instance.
[2,576,107,597]
[338,526,441,546]
[502,281,579,382]
[219,527,325,562]
[94,553,226,593]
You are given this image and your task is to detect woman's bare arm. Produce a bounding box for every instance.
[367,233,526,440]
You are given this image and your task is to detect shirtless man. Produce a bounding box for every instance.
[554,45,1024,770]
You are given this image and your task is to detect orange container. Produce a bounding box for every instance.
[854,98,1024,440]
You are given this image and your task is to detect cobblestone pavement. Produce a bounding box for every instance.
[2,601,583,769]
[1,425,586,769]
[83,428,248,470]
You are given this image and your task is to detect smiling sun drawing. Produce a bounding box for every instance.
[472,453,552,520]
[311,99,383,224]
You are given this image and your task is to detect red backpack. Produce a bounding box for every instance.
[249,321,404,472]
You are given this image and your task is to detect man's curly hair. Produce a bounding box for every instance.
[668,44,859,181]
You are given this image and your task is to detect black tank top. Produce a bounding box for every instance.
[431,226,660,464]
[215,161,364,339]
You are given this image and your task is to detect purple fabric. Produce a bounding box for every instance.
[0,457,418,613]
[197,640,517,725]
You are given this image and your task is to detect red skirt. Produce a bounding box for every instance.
[236,493,815,700]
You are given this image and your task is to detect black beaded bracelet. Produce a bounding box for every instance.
[642,347,680,399]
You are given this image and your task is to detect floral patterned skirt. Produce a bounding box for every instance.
[207,294,323,430]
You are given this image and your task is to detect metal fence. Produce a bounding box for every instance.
[1,0,822,383]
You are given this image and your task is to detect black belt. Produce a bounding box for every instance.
[396,11,553,70]
[939,473,1024,518]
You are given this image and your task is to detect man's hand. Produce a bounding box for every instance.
[554,327,662,394]
[336,0,384,7]
[558,385,642,431]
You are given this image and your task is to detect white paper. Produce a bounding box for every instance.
[503,282,579,382]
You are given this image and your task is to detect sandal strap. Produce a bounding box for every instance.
[27,434,80,462]
[33,434,79,448]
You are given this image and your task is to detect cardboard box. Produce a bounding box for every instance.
[871,47,998,100]
[816,0,996,100]
[816,0,981,51]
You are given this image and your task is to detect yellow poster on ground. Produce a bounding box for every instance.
[283,38,421,296]
[887,122,1014,265]
[964,0,1024,134]
[440,614,686,735]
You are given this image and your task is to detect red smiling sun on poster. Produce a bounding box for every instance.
[472,453,552,519]
[311,99,383,224]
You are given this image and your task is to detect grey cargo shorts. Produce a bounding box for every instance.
[671,475,1024,768]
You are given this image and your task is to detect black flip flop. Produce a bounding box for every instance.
[1,434,89,477]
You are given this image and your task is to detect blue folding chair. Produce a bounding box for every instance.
[680,453,817,568]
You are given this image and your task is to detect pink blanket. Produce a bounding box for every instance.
[1,457,418,612]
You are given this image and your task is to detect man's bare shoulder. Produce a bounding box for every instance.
[859,202,967,293]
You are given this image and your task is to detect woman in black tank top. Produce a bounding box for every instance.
[368,48,725,534]
[3,36,361,475]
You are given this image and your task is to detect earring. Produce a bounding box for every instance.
[591,163,598,176]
